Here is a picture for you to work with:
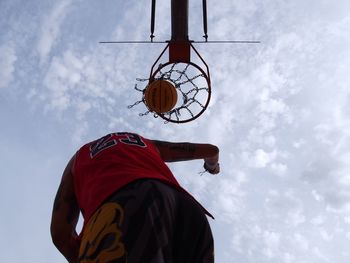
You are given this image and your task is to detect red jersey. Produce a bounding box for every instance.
[74,132,184,223]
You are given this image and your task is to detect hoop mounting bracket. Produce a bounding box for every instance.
[169,41,191,63]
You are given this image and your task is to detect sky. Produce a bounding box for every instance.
[1,0,350,262]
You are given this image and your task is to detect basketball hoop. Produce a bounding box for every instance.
[129,41,211,123]
[103,0,259,123]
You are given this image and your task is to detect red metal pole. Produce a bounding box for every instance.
[171,0,189,41]
[169,0,190,62]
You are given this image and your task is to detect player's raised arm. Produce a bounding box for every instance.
[151,140,220,174]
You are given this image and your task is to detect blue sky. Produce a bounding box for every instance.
[1,0,350,262]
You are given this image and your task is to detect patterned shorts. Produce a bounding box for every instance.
[78,179,214,263]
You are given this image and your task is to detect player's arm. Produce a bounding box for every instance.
[50,155,80,263]
[151,140,220,174]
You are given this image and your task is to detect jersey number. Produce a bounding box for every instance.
[90,133,146,158]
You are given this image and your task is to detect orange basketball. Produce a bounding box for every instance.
[144,79,178,113]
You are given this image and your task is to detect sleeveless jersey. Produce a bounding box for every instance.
[74,132,184,223]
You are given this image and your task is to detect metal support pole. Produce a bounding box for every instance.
[202,0,208,41]
[150,0,156,41]
[171,0,189,41]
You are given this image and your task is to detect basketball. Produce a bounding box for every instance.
[144,79,178,113]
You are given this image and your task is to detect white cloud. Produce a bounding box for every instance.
[72,121,89,145]
[346,231,350,240]
[312,247,329,262]
[262,230,281,259]
[320,229,333,242]
[253,149,277,168]
[287,208,306,226]
[0,43,17,89]
[37,0,73,63]
[212,178,246,222]
[294,233,309,250]
[310,215,325,226]
[270,162,287,176]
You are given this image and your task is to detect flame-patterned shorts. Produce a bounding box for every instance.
[78,179,214,263]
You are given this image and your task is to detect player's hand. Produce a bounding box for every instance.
[204,162,220,174]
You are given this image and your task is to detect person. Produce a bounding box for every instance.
[50,132,220,263]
